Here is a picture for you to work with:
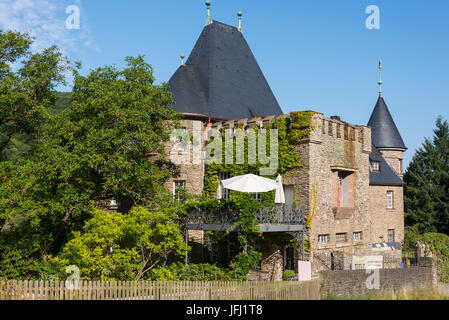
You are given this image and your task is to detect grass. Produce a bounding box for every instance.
[323,287,449,300]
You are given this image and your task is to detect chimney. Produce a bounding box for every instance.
[331,116,341,121]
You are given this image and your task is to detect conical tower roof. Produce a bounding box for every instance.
[168,20,283,120]
[368,96,407,150]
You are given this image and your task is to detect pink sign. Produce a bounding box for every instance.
[298,261,312,281]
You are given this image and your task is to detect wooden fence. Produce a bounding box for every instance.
[0,279,321,300]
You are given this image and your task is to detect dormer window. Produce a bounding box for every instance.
[370,161,380,172]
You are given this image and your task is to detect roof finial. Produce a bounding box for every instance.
[180,54,185,66]
[378,59,383,97]
[237,11,243,33]
[205,1,212,26]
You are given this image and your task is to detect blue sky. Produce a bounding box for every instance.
[1,0,448,168]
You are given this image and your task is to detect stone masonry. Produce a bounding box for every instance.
[163,111,406,279]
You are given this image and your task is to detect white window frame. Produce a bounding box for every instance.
[218,172,231,200]
[173,180,186,201]
[388,229,395,242]
[353,232,362,242]
[336,233,347,243]
[318,234,329,245]
[250,192,262,202]
[387,190,394,209]
[370,161,380,172]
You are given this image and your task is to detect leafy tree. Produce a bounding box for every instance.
[0,56,180,278]
[404,116,449,234]
[52,207,188,280]
[0,30,68,159]
[37,56,179,210]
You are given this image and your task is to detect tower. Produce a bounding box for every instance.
[168,1,283,120]
[368,60,407,178]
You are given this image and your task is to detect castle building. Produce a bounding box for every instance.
[164,3,406,279]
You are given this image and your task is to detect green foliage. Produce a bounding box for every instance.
[196,112,315,277]
[0,30,69,159]
[0,55,181,279]
[203,112,315,200]
[282,270,297,281]
[149,263,244,281]
[289,111,316,142]
[404,116,449,234]
[403,229,449,282]
[183,194,263,275]
[51,206,188,281]
[230,248,262,277]
[51,92,72,115]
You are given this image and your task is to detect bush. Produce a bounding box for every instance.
[282,270,297,281]
[148,263,245,281]
[404,229,449,282]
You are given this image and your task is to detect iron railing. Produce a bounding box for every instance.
[314,252,345,270]
[187,204,305,226]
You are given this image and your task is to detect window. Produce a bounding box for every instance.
[218,172,230,200]
[370,161,380,172]
[250,192,262,202]
[336,123,341,138]
[173,127,188,151]
[344,124,348,140]
[318,234,329,245]
[387,191,394,209]
[336,233,347,243]
[388,229,395,242]
[336,171,353,207]
[173,181,186,201]
[328,122,333,136]
[399,159,403,174]
[353,232,362,242]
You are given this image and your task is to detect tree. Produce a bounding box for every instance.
[0,56,181,278]
[51,207,188,280]
[404,116,449,234]
[0,30,68,159]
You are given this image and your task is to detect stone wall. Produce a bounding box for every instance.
[289,113,373,273]
[320,257,438,298]
[369,185,404,244]
[164,119,205,196]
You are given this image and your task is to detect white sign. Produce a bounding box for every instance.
[352,255,383,270]
[298,261,312,281]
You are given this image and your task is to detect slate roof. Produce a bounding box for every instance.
[367,96,407,150]
[369,144,404,186]
[168,21,283,120]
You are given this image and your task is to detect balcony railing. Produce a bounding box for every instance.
[186,204,305,227]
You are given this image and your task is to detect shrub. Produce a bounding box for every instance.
[148,263,245,281]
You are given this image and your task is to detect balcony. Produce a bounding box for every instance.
[186,204,305,233]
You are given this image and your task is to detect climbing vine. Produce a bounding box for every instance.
[191,112,316,274]
[203,112,316,200]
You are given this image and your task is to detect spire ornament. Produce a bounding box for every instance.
[237,11,243,33]
[206,1,212,26]
[378,59,383,97]
[180,54,185,66]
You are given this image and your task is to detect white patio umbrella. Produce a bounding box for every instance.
[274,174,285,204]
[220,174,278,193]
